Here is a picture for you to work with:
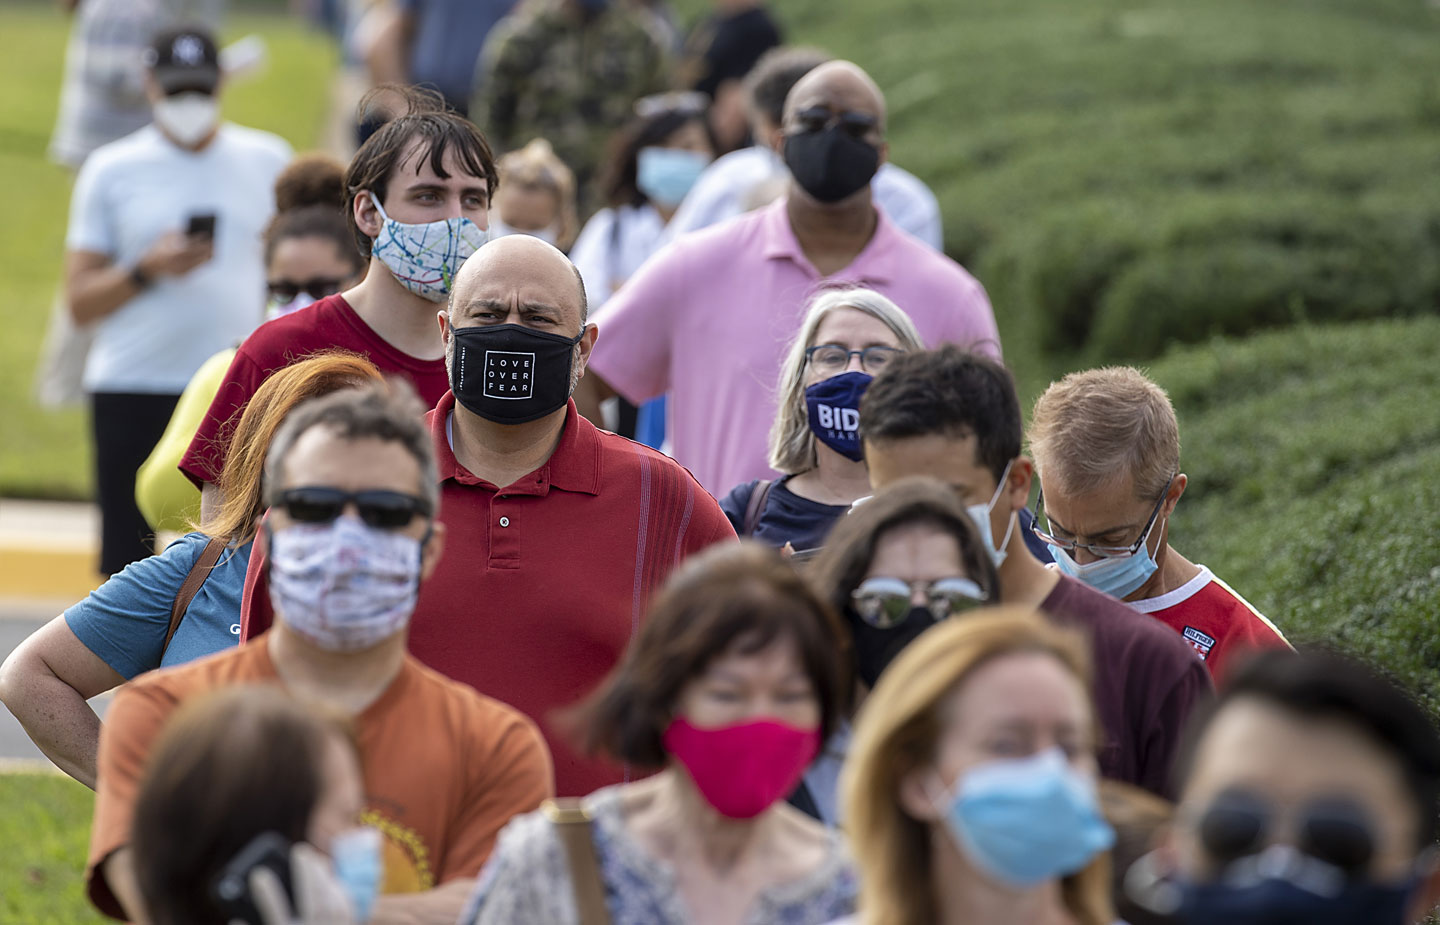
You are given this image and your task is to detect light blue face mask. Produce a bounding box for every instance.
[330,826,384,922]
[636,147,711,209]
[936,747,1115,887]
[1049,511,1163,599]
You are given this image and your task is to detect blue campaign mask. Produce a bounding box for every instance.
[636,147,711,209]
[330,826,384,921]
[936,747,1115,888]
[805,371,872,462]
[1175,846,1417,925]
[1049,513,1162,599]
[369,193,488,302]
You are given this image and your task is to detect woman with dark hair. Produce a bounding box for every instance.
[460,542,857,924]
[569,92,716,445]
[132,685,375,925]
[263,153,368,319]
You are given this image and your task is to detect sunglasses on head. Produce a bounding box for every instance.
[1195,788,1377,876]
[277,487,432,529]
[267,278,346,303]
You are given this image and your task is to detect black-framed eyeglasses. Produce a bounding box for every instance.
[805,344,904,375]
[1186,788,1377,877]
[1030,474,1174,559]
[851,576,988,628]
[267,277,346,303]
[792,106,879,138]
[277,487,432,529]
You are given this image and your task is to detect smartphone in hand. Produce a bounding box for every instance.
[187,212,218,240]
[211,831,295,925]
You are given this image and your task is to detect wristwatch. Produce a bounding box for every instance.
[128,264,151,289]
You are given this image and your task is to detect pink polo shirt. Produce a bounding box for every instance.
[588,197,1000,495]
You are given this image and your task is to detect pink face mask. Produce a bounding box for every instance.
[662,717,822,819]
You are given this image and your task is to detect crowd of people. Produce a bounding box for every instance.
[0,7,1435,925]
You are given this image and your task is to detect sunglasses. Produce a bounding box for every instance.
[851,576,987,628]
[276,487,432,530]
[267,278,346,303]
[793,106,879,138]
[1193,788,1377,876]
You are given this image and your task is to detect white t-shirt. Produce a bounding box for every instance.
[66,122,292,393]
[663,145,945,250]
[568,202,668,310]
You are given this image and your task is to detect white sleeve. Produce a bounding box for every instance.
[568,209,618,309]
[66,154,115,255]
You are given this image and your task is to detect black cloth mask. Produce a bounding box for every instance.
[847,604,938,689]
[783,127,881,204]
[450,324,583,425]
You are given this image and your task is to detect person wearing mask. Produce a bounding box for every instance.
[472,0,669,208]
[666,47,943,251]
[460,542,857,923]
[837,610,1118,925]
[575,60,996,495]
[489,138,579,250]
[677,0,782,152]
[131,686,372,925]
[0,353,381,791]
[136,154,369,533]
[1134,648,1440,925]
[87,382,554,924]
[720,287,922,552]
[65,26,291,574]
[569,92,715,444]
[1027,366,1291,679]
[858,346,1213,797]
[238,234,736,797]
[180,85,496,519]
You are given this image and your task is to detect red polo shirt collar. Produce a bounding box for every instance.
[428,392,602,497]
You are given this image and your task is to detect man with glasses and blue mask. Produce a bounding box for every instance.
[87,382,553,925]
[575,60,998,496]
[1028,366,1291,680]
[858,345,1212,798]
[1136,648,1440,925]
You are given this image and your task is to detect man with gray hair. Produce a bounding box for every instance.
[1027,366,1290,680]
[88,381,554,924]
[241,235,736,797]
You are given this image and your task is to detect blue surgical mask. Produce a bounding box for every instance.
[330,826,384,922]
[636,147,710,209]
[805,371,872,462]
[936,747,1115,887]
[369,193,488,303]
[965,460,1016,568]
[1175,845,1416,925]
[1048,513,1162,599]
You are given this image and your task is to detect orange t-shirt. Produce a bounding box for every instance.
[87,635,554,919]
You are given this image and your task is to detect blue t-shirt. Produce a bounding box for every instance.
[66,532,249,679]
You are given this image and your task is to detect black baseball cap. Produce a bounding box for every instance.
[144,27,221,96]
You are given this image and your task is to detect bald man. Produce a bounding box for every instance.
[242,235,735,796]
[575,60,1000,496]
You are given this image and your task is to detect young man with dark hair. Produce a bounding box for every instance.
[1159,648,1440,924]
[180,85,497,517]
[858,345,1212,797]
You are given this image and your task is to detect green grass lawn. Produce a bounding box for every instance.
[0,3,336,499]
[0,773,108,924]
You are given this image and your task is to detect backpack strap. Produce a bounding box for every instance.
[741,479,776,538]
[542,798,611,925]
[164,536,228,657]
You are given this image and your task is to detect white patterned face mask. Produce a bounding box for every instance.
[268,516,423,651]
[368,193,488,302]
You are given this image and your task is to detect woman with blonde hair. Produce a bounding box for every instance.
[839,609,1117,925]
[489,138,580,251]
[0,352,381,790]
[720,286,924,554]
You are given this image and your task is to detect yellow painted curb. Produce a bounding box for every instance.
[0,548,103,601]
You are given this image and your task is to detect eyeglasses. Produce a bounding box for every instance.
[634,91,709,119]
[851,576,987,628]
[1030,475,1174,559]
[792,106,879,138]
[1188,788,1377,876]
[267,278,346,303]
[805,344,904,375]
[276,487,432,529]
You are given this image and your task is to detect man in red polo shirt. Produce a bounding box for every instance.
[243,234,736,794]
[180,85,496,517]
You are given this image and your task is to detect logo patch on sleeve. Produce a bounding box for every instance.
[1183,626,1216,660]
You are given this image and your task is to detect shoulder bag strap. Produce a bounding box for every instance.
[741,478,776,538]
[543,799,611,925]
[164,536,228,656]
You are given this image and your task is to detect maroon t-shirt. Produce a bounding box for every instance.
[1040,575,1214,798]
[179,294,451,486]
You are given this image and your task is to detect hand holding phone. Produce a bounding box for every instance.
[187,212,218,240]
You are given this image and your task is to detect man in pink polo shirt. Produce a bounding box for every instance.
[574,60,999,496]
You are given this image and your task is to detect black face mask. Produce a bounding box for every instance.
[783,127,881,204]
[450,323,583,425]
[847,605,938,689]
